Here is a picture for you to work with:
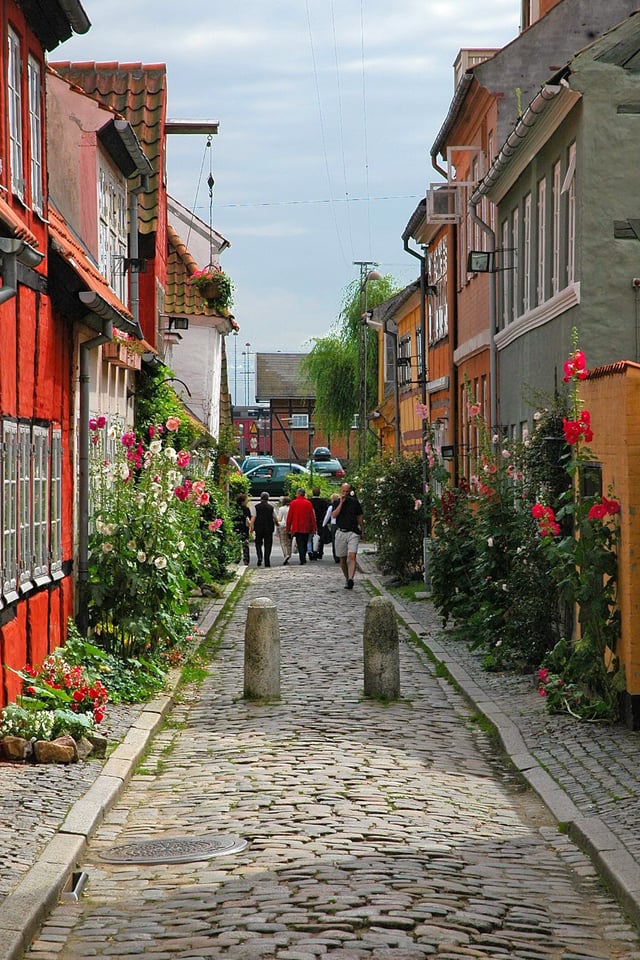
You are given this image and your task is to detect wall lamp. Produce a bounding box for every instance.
[159,376,192,397]
[160,314,189,331]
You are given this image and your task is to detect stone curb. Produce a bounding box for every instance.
[359,556,640,929]
[0,566,247,960]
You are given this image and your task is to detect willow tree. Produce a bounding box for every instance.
[302,274,398,454]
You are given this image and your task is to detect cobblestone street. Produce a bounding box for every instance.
[26,557,640,960]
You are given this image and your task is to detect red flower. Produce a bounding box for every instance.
[72,689,84,702]
[531,504,545,520]
[587,503,607,521]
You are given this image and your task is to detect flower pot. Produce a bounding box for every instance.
[102,342,142,371]
[198,278,222,300]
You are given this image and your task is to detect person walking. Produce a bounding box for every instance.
[233,492,251,565]
[310,487,330,560]
[276,496,292,565]
[323,494,341,564]
[251,491,276,567]
[332,482,364,589]
[286,488,317,565]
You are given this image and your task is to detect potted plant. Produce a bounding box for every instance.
[187,266,234,312]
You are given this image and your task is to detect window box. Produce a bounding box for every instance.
[102,342,142,370]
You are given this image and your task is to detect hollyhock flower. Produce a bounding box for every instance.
[174,486,188,501]
[149,440,162,455]
[137,551,146,563]
[604,497,621,515]
[415,401,429,420]
[198,492,210,506]
[166,416,181,431]
[531,504,545,519]
[208,518,223,532]
[501,449,509,459]
[121,431,136,448]
[468,402,481,418]
[102,542,113,553]
[176,450,191,468]
[89,418,98,431]
[164,447,178,462]
[154,556,167,569]
[487,537,494,547]
[413,499,422,511]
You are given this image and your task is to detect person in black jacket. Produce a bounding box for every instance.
[250,491,276,567]
[309,487,330,560]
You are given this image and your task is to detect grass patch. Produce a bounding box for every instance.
[388,581,430,603]
[467,711,499,742]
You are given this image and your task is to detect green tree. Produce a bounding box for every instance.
[302,274,398,445]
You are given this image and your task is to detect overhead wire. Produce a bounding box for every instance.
[330,0,354,261]
[359,0,373,259]
[305,0,349,266]
[184,135,211,251]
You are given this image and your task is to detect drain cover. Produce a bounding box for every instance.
[100,834,247,864]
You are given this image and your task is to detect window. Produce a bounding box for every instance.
[523,193,532,314]
[2,421,19,602]
[18,424,32,590]
[416,325,424,381]
[501,219,510,327]
[290,414,309,428]
[1,421,61,601]
[50,428,63,579]
[384,328,397,389]
[98,161,128,303]
[511,207,519,321]
[27,55,43,215]
[7,28,24,201]
[563,142,576,285]
[397,336,412,386]
[551,160,561,295]
[536,178,546,304]
[429,238,448,342]
[32,426,50,585]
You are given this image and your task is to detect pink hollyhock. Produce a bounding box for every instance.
[468,402,481,418]
[208,518,223,532]
[415,402,429,420]
[176,450,191,468]
[166,416,181,431]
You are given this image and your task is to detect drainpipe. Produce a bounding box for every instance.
[0,238,44,304]
[402,232,430,581]
[128,175,149,333]
[77,322,112,634]
[470,199,498,439]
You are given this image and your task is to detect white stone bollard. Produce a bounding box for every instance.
[244,597,281,699]
[363,596,400,700]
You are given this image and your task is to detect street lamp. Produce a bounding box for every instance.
[354,261,382,465]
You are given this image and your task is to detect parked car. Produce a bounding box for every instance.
[244,462,310,497]
[306,456,345,480]
[228,456,243,473]
[311,446,332,462]
[240,454,275,474]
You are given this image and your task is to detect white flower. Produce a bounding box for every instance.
[119,462,130,480]
[164,447,178,462]
[533,410,542,421]
[522,428,529,440]
[177,540,185,552]
[107,426,117,440]
[492,434,499,444]
[158,501,168,514]
[501,449,509,459]
[154,556,167,569]
[104,523,116,535]
[102,542,113,553]
[149,440,162,455]
[487,537,494,547]
[127,539,136,550]
[137,551,146,563]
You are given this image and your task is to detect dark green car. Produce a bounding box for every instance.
[244,462,310,497]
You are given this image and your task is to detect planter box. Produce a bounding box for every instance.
[102,341,142,371]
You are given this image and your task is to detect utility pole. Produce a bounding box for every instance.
[354,260,381,465]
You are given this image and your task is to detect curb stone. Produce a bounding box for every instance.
[357,552,640,929]
[0,565,247,960]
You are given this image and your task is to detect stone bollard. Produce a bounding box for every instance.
[363,596,400,700]
[244,597,281,699]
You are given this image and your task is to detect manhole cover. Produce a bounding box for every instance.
[100,834,247,864]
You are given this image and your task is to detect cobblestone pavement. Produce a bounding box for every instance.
[373,555,640,864]
[25,553,640,960]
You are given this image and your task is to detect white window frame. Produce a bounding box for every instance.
[98,160,128,303]
[429,237,448,342]
[32,425,50,585]
[8,27,24,201]
[501,219,510,327]
[27,54,43,215]
[551,160,561,295]
[2,421,19,603]
[536,177,546,305]
[511,207,519,322]
[18,424,33,591]
[290,413,309,429]
[50,428,63,579]
[397,336,412,387]
[523,193,532,315]
[563,142,576,285]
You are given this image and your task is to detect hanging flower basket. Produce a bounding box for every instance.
[187,267,234,312]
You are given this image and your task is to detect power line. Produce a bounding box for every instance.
[201,194,420,210]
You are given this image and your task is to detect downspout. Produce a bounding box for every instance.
[77,322,112,634]
[402,233,430,580]
[469,199,498,438]
[128,175,149,332]
[388,321,401,457]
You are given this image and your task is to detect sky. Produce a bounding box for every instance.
[57,0,521,404]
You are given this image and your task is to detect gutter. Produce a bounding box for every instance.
[431,73,474,174]
[0,238,44,305]
[56,0,90,34]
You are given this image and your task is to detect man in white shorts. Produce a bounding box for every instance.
[332,482,364,590]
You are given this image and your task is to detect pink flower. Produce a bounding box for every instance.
[198,492,210,506]
[176,450,191,468]
[208,518,223,532]
[468,402,481,418]
[414,499,422,511]
[166,416,181,431]
[415,401,429,420]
